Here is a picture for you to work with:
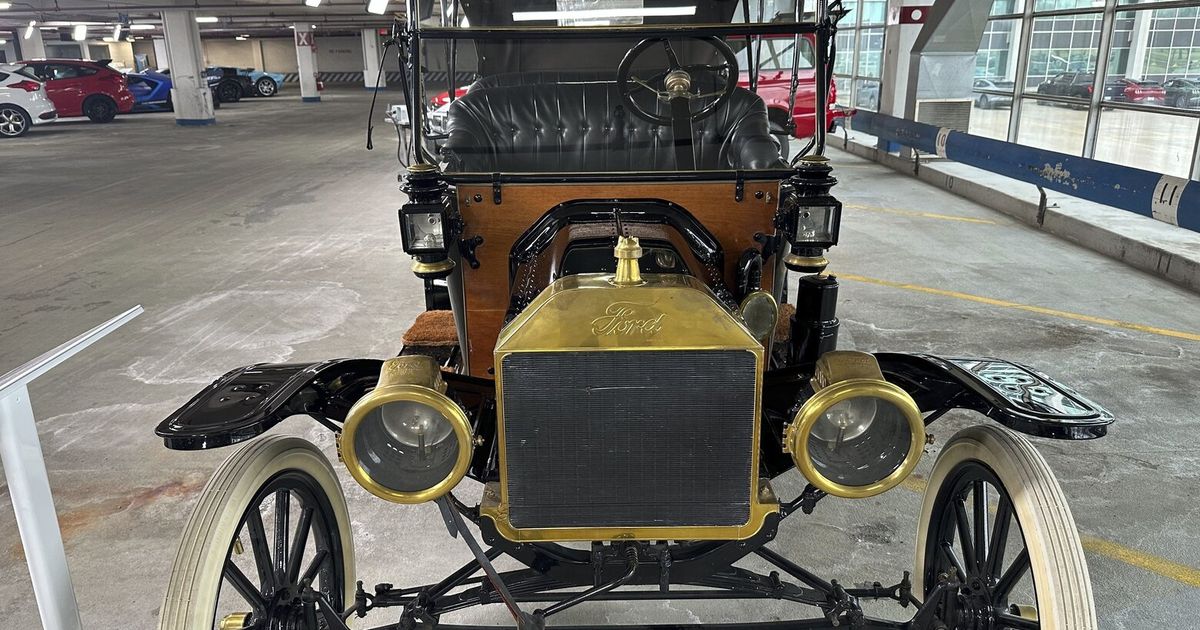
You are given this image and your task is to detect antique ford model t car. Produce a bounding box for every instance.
[154,2,1113,629]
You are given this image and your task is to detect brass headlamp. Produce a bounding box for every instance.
[784,351,924,499]
[341,356,473,504]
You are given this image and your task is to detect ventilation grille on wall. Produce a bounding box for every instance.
[915,99,972,134]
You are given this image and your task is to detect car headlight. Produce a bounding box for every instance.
[784,351,923,498]
[341,356,473,504]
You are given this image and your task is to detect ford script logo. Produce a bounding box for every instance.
[590,302,665,336]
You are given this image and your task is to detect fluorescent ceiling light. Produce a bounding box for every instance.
[24,20,35,39]
[235,35,247,40]
[366,0,388,15]
[0,3,12,9]
[195,16,219,23]
[73,24,87,40]
[305,0,322,6]
[129,24,155,30]
[512,6,696,21]
[113,24,122,40]
[102,36,114,42]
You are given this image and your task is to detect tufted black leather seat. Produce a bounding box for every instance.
[441,72,786,172]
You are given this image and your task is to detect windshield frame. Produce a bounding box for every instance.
[399,0,839,178]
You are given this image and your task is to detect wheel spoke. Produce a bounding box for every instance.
[301,549,330,585]
[973,480,989,573]
[286,507,315,583]
[987,495,1013,578]
[662,40,682,69]
[996,611,1040,630]
[953,497,977,573]
[994,547,1031,602]
[939,541,968,582]
[273,489,290,583]
[223,559,268,614]
[245,508,274,591]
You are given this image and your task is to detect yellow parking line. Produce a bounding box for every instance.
[838,273,1200,343]
[1080,536,1200,589]
[899,476,1200,588]
[845,203,999,225]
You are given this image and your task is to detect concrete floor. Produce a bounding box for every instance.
[1,87,1198,629]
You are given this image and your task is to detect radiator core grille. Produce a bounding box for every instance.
[500,349,758,529]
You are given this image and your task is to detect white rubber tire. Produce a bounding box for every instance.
[158,436,356,630]
[915,425,1096,630]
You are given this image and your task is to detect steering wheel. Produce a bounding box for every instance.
[616,36,739,126]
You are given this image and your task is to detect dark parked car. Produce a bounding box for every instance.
[972,78,1013,109]
[1164,78,1200,109]
[127,70,222,112]
[1036,72,1094,100]
[204,66,255,103]
[1103,78,1166,105]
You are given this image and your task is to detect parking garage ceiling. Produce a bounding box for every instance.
[0,0,411,38]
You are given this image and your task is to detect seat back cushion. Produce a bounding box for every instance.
[442,72,786,172]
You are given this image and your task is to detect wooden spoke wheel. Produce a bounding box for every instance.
[915,425,1096,630]
[160,436,355,630]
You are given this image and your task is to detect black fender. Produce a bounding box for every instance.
[875,353,1113,440]
[155,359,383,450]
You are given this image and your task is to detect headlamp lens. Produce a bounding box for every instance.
[405,211,444,250]
[794,203,839,244]
[354,400,461,494]
[806,395,913,488]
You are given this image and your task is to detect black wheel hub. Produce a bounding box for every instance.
[922,461,1039,630]
[218,471,346,630]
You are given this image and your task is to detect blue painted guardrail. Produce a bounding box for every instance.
[850,110,1200,233]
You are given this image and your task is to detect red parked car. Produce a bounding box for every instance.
[736,33,848,153]
[16,59,135,123]
[1103,77,1167,105]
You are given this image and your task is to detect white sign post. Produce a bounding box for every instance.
[0,305,142,630]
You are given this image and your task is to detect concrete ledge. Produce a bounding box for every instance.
[833,130,1200,294]
[302,96,322,103]
[174,118,216,126]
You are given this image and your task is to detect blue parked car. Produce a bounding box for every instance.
[127,70,221,112]
[237,68,286,97]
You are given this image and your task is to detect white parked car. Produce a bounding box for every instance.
[0,64,57,138]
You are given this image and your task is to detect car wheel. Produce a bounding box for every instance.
[0,105,32,138]
[158,436,355,630]
[83,95,118,123]
[976,95,990,110]
[915,425,1096,630]
[218,81,242,103]
[255,77,278,97]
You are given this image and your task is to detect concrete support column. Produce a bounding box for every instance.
[152,38,168,70]
[251,39,266,72]
[362,29,386,90]
[161,10,216,125]
[1126,9,1152,80]
[23,26,48,60]
[294,23,320,102]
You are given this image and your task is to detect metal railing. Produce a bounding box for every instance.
[851,109,1198,232]
[0,306,143,630]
